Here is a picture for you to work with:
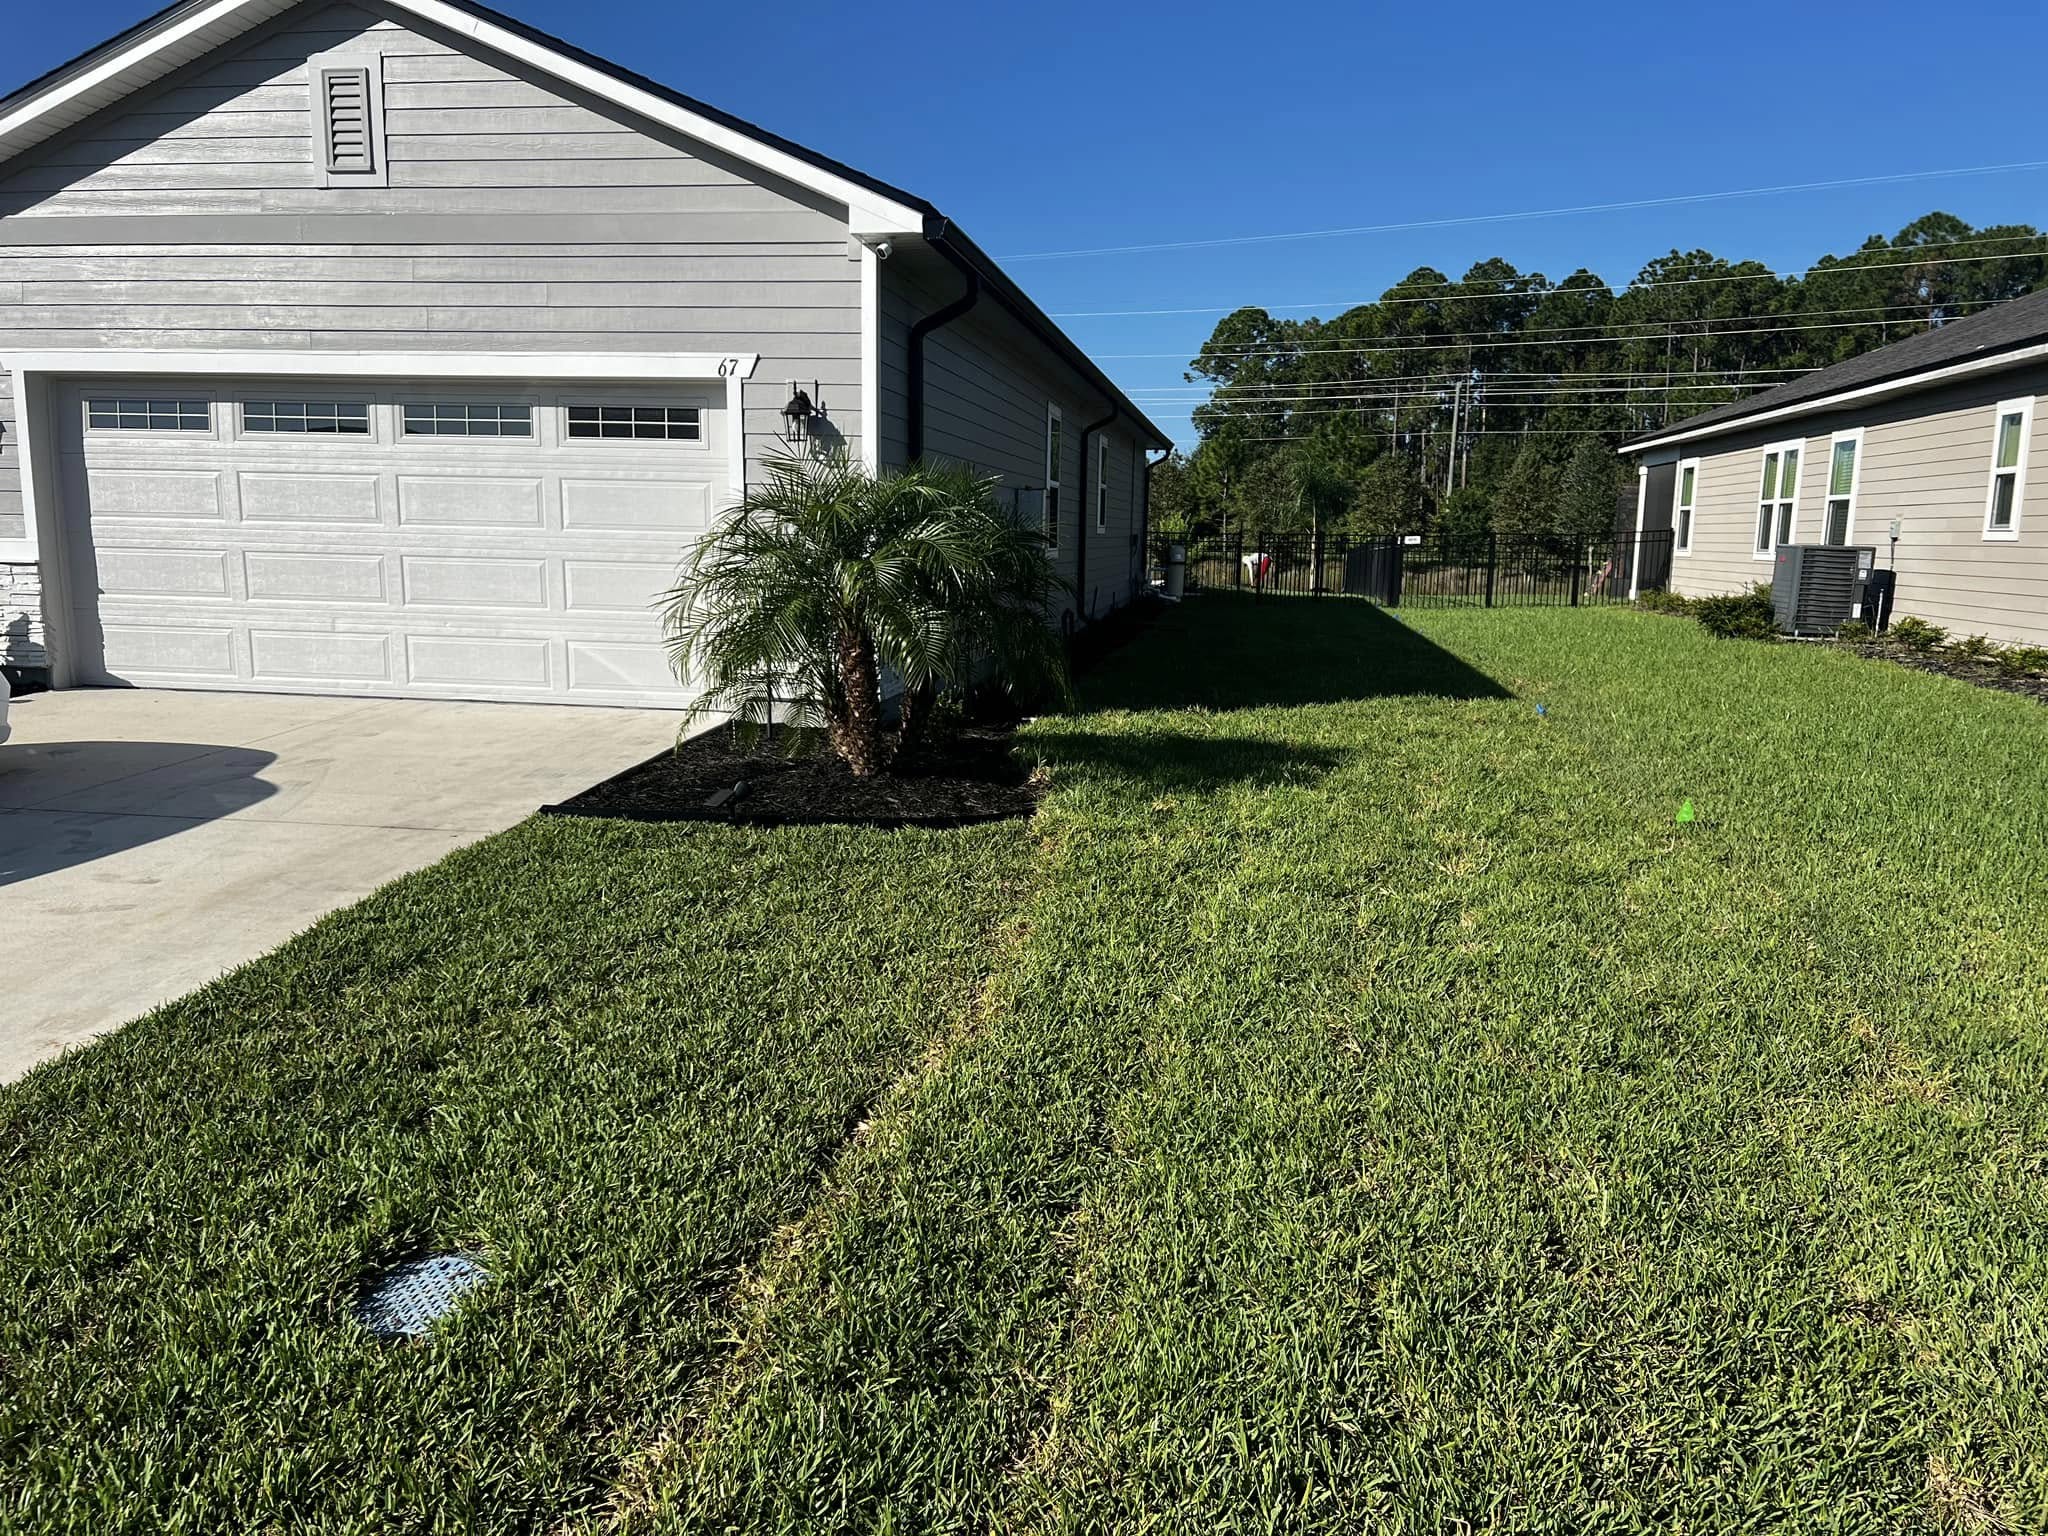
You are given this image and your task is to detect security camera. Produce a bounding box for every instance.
[871,240,893,260]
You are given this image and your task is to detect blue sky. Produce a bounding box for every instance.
[11,0,2048,447]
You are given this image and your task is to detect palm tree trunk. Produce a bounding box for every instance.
[897,679,937,756]
[831,621,884,776]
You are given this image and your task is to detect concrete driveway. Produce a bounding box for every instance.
[0,689,678,1081]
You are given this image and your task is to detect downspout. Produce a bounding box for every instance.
[906,241,980,461]
[1072,407,1116,624]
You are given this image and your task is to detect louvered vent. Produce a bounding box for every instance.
[321,68,374,174]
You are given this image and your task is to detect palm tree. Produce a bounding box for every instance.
[662,452,1071,777]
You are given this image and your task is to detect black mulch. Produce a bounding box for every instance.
[1852,645,2048,707]
[544,724,1045,829]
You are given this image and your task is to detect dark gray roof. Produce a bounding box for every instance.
[1624,285,2048,450]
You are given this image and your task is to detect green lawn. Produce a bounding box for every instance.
[7,597,2048,1532]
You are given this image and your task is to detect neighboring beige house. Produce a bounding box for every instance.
[1622,289,2048,646]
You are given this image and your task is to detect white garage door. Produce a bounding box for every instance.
[57,378,727,706]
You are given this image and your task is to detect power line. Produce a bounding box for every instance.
[1056,249,2047,321]
[1005,160,2048,261]
[1101,309,2002,363]
[1126,366,1820,397]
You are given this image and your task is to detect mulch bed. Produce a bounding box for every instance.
[544,723,1045,829]
[1849,645,2048,707]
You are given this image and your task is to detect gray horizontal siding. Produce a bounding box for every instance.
[880,263,1143,620]
[0,0,867,482]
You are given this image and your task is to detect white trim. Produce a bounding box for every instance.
[1751,440,1803,561]
[1982,395,2033,542]
[1095,435,1109,533]
[723,371,747,506]
[859,242,880,470]
[1674,457,1699,556]
[1043,400,1063,553]
[1822,427,1864,547]
[1627,465,1646,599]
[1,349,759,382]
[1624,340,2048,455]
[0,0,930,231]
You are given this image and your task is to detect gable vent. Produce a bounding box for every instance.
[321,68,374,174]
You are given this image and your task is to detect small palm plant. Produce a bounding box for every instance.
[662,452,1072,776]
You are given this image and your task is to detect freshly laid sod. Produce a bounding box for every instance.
[6,596,2048,1531]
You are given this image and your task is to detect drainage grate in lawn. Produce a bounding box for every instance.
[353,1254,489,1340]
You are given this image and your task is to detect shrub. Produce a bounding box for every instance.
[1693,584,1777,641]
[1950,633,1998,662]
[1887,616,1948,653]
[1994,645,2048,680]
[1636,589,1694,617]
[1834,619,1874,643]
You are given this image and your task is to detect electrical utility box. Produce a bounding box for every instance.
[1772,544,1878,634]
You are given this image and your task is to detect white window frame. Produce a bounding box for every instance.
[1095,436,1110,534]
[1674,457,1699,555]
[240,398,372,437]
[84,395,213,435]
[400,400,537,441]
[1043,401,1063,552]
[1822,428,1864,547]
[562,402,707,447]
[1752,440,1802,560]
[1983,396,2033,542]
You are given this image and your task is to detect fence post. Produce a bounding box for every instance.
[1570,540,1582,607]
[1484,532,1497,609]
[1312,525,1325,597]
[1234,531,1244,591]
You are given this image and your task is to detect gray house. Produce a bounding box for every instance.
[1623,288,2048,647]
[0,0,1169,706]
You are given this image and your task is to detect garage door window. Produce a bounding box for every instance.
[87,398,209,432]
[402,403,533,438]
[245,401,370,435]
[566,405,701,442]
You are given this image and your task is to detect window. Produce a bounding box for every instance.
[1984,396,2033,540]
[402,403,533,438]
[566,404,701,441]
[244,400,369,435]
[1043,402,1063,549]
[1674,459,1699,554]
[1753,441,1801,557]
[1823,430,1862,546]
[1095,437,1109,533]
[87,398,209,432]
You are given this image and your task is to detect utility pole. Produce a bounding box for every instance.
[1444,379,1461,499]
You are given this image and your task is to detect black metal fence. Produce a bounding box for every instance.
[1154,529,1674,609]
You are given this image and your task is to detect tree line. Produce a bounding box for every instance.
[1150,212,2048,544]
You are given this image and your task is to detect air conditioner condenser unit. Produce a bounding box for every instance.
[1772,544,1877,635]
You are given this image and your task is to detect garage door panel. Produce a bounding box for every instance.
[239,472,383,525]
[62,381,716,707]
[102,624,237,678]
[87,468,224,520]
[560,477,710,531]
[244,551,388,604]
[568,641,675,693]
[564,559,678,615]
[97,548,233,599]
[407,634,551,690]
[252,630,392,683]
[400,555,547,609]
[397,475,544,528]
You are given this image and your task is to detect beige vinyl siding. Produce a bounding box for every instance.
[0,0,865,478]
[878,263,1145,621]
[1665,361,2048,645]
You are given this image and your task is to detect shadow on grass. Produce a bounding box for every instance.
[1030,727,1346,796]
[1080,594,1511,713]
